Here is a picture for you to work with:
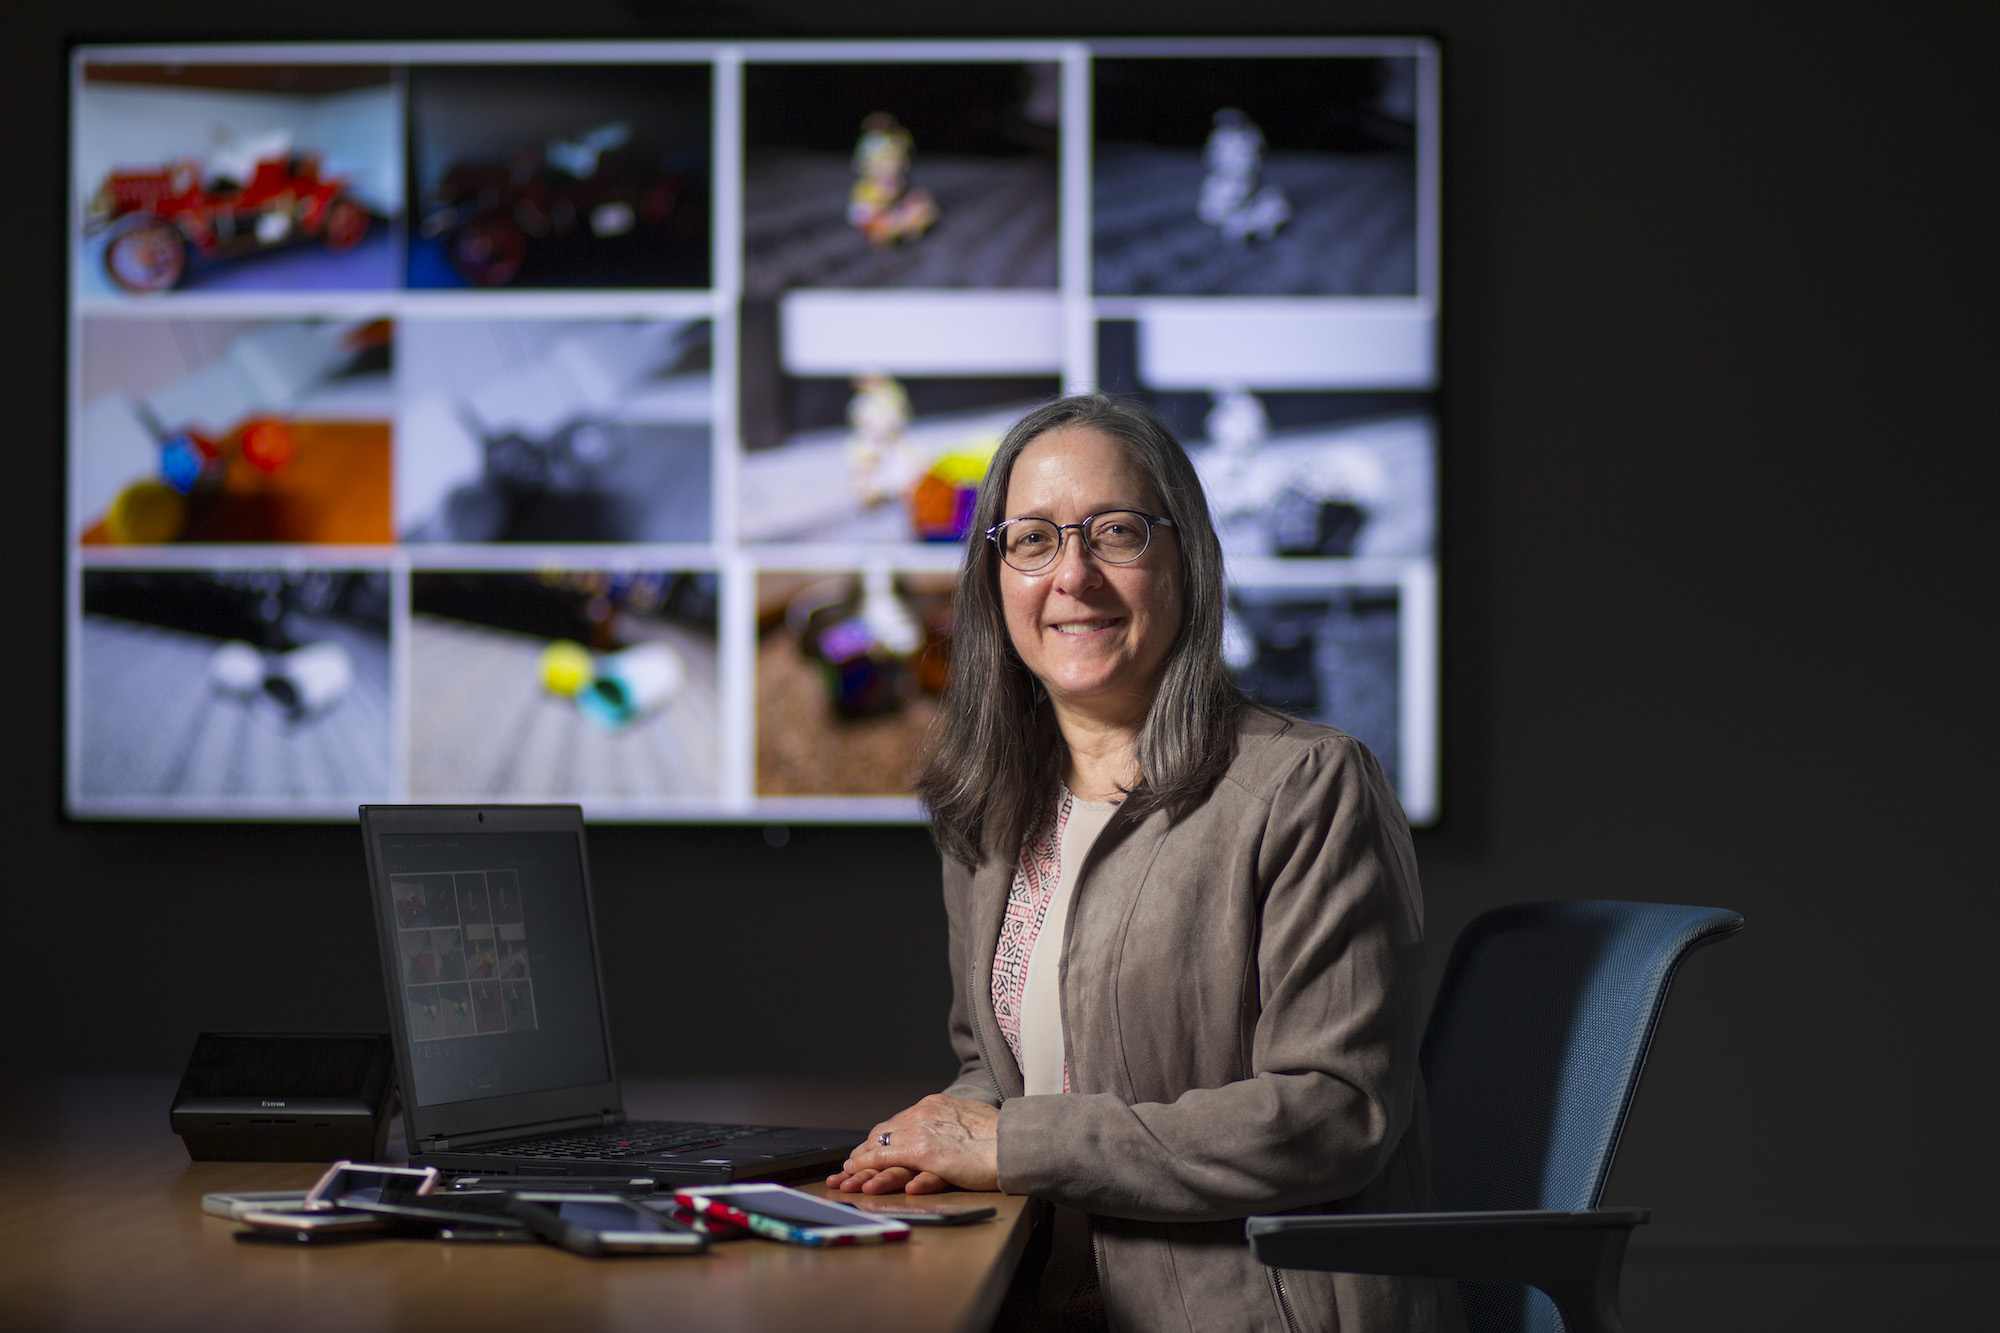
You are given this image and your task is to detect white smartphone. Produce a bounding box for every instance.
[844,1197,998,1226]
[235,1209,389,1242]
[673,1183,913,1246]
[201,1189,312,1220]
[302,1161,441,1211]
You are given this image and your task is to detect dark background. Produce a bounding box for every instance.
[9,2,1995,1328]
[1093,55,1415,151]
[746,62,1055,153]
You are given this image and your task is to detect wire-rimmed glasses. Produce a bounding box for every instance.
[985,510,1176,574]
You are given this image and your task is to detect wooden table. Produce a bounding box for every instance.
[0,1076,1033,1333]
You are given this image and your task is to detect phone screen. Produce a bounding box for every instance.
[309,1164,436,1208]
[552,1199,677,1233]
[846,1198,998,1224]
[697,1188,880,1229]
[343,1195,523,1227]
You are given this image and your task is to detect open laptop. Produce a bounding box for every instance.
[360,804,861,1183]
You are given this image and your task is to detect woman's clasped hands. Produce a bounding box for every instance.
[826,1093,1001,1195]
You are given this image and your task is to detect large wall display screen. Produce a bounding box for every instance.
[66,38,1440,823]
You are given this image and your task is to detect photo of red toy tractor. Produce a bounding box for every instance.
[87,138,370,293]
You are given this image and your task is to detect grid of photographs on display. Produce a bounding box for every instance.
[391,869,535,1040]
[66,38,1439,823]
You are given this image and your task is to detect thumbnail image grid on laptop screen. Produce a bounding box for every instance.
[378,829,612,1107]
[393,870,535,1041]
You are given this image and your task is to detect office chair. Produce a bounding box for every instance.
[1248,900,1744,1333]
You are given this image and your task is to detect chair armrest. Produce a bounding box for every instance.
[1247,1208,1650,1333]
[1247,1208,1648,1279]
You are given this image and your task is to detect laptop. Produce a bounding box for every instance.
[360,804,861,1183]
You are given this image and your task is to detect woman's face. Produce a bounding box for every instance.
[997,427,1184,727]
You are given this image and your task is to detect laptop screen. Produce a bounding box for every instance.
[375,828,612,1107]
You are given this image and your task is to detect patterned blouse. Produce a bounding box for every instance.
[991,790,1075,1087]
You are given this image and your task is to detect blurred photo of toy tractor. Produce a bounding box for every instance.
[419,122,690,287]
[87,129,371,294]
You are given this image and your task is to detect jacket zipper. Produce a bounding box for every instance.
[1270,1268,1302,1333]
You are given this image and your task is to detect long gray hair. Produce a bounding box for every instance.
[913,393,1245,867]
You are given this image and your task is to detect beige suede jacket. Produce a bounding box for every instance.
[940,710,1464,1333]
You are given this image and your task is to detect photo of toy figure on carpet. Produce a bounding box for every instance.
[75,63,400,297]
[408,569,721,802]
[1093,56,1419,296]
[405,63,710,289]
[756,569,956,797]
[395,318,713,543]
[75,317,394,547]
[77,568,392,804]
[742,62,1060,298]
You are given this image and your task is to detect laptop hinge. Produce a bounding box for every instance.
[423,1109,624,1153]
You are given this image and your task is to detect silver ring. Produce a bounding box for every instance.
[877,1132,891,1146]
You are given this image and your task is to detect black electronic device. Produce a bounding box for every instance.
[337,1194,527,1233]
[507,1193,707,1256]
[359,805,859,1183]
[170,1031,395,1162]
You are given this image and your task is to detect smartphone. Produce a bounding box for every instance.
[843,1198,998,1226]
[673,1183,913,1246]
[235,1209,389,1242]
[201,1190,312,1220]
[335,1194,527,1235]
[303,1161,441,1211]
[447,1175,659,1196]
[437,1225,539,1244]
[506,1193,707,1257]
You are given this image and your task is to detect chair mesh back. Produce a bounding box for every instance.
[1421,901,1742,1333]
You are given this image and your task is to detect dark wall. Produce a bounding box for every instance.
[5,0,1994,1325]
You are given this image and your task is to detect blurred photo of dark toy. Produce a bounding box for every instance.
[784,569,946,720]
[405,64,711,290]
[396,319,712,544]
[1223,586,1401,789]
[87,132,371,294]
[419,122,693,288]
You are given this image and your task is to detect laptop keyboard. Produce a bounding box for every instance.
[482,1122,781,1161]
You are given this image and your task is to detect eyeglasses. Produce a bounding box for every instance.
[985,510,1176,574]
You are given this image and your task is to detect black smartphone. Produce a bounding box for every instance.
[336,1194,527,1234]
[507,1193,707,1257]
[447,1175,659,1196]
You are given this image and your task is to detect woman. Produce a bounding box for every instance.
[830,395,1458,1332]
